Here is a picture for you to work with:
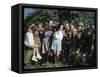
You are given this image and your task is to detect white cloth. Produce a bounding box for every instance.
[53,31,63,40]
[24,32,34,48]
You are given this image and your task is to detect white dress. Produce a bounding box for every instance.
[51,31,63,51]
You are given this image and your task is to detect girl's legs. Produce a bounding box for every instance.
[54,51,60,64]
[56,51,60,63]
[56,40,61,64]
[54,50,57,64]
[32,48,38,62]
[36,48,42,60]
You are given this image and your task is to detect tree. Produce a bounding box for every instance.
[24,9,95,27]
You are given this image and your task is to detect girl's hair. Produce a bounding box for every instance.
[33,28,40,36]
[33,28,39,32]
[56,23,63,31]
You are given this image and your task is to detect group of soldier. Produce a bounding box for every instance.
[24,20,96,68]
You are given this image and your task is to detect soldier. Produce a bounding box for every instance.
[62,22,73,65]
[41,24,53,65]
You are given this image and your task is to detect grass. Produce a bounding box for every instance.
[24,61,65,69]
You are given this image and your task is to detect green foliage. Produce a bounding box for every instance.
[78,11,95,26]
[24,9,95,27]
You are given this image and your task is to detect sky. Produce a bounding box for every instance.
[24,8,36,19]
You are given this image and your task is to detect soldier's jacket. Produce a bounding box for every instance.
[62,31,72,50]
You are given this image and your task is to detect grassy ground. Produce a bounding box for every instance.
[24,49,66,69]
[24,61,65,69]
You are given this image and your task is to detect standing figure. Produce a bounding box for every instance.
[51,23,63,64]
[62,23,73,65]
[32,29,42,62]
[42,26,53,64]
